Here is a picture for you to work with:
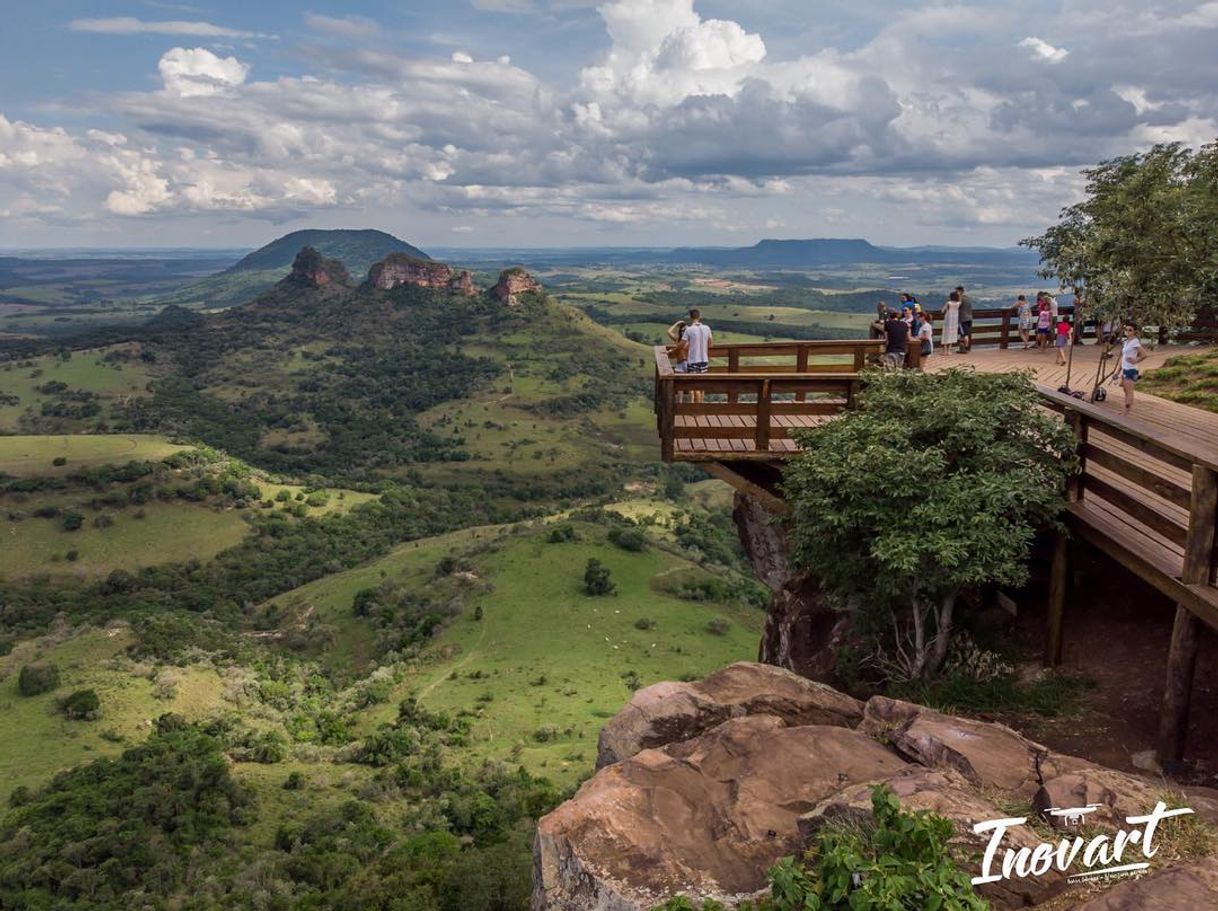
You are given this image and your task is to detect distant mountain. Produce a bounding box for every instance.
[657,238,1039,268]
[157,229,430,310]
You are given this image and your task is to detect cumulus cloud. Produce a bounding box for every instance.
[158,48,249,97]
[67,17,262,38]
[3,0,1217,242]
[1018,36,1069,63]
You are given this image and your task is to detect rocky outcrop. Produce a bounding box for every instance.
[536,663,1216,911]
[284,246,351,288]
[732,492,847,678]
[596,662,863,768]
[536,716,908,911]
[1074,856,1218,909]
[367,252,477,295]
[491,267,541,306]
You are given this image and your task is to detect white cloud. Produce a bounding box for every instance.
[67,17,260,38]
[158,48,249,97]
[1018,36,1068,63]
[302,13,380,40]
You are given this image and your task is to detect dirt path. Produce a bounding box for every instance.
[417,619,488,703]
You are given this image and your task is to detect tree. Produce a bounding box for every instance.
[1021,141,1218,330]
[583,558,616,596]
[784,369,1076,681]
[17,662,59,696]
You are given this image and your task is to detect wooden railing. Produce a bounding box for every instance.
[920,303,1092,349]
[653,340,882,460]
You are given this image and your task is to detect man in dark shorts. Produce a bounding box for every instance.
[955,285,973,353]
[882,309,909,369]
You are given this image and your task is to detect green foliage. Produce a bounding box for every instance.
[704,617,731,636]
[785,369,1076,680]
[1022,141,1218,328]
[0,723,253,909]
[61,509,84,531]
[583,558,616,596]
[17,661,59,696]
[60,688,101,720]
[608,526,648,552]
[768,786,987,910]
[546,523,579,543]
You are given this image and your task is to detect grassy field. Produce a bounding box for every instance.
[0,434,188,477]
[2,501,252,578]
[1141,346,1218,412]
[266,517,761,784]
[0,627,233,800]
[0,348,152,431]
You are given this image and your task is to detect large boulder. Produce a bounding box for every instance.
[368,252,477,295]
[596,662,863,768]
[491,267,541,306]
[1032,769,1165,832]
[1073,856,1218,909]
[284,246,351,288]
[536,716,908,911]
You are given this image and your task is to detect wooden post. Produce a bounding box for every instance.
[727,349,740,404]
[1044,532,1068,667]
[796,346,809,402]
[1066,410,1087,503]
[853,347,865,371]
[1000,309,1011,349]
[1157,465,1218,760]
[659,378,674,462]
[755,379,772,452]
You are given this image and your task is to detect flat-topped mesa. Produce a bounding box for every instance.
[491,267,541,307]
[284,246,352,289]
[367,252,477,295]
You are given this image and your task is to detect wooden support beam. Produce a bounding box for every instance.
[1045,532,1068,667]
[1155,466,1217,762]
[1066,409,1087,503]
[1158,606,1201,762]
[754,379,772,452]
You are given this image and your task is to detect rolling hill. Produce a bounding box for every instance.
[155,228,433,311]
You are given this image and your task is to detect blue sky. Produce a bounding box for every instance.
[2,0,1217,249]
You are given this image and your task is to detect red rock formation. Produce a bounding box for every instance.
[368,253,477,296]
[491,267,541,306]
[285,246,351,288]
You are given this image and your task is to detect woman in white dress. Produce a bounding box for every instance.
[941,291,961,356]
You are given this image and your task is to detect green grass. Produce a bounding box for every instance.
[400,526,761,783]
[1,501,252,578]
[0,348,153,431]
[0,627,233,800]
[0,434,188,477]
[1141,346,1218,412]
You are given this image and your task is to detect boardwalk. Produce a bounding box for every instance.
[653,337,1218,761]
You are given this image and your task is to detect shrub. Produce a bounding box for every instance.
[61,510,85,531]
[634,617,656,631]
[608,527,647,552]
[705,617,731,636]
[18,662,60,696]
[61,688,101,720]
[51,456,67,467]
[584,558,615,596]
[533,724,558,743]
[65,549,79,562]
[283,771,306,790]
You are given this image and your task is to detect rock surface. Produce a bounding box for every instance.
[368,252,476,295]
[1074,856,1218,909]
[596,662,863,768]
[535,663,1216,911]
[731,492,847,678]
[285,246,351,288]
[491,267,541,306]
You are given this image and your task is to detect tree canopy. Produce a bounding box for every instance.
[1021,140,1218,329]
[784,369,1076,680]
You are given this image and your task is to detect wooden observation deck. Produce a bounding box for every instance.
[654,327,1218,762]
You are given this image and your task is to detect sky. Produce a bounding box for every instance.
[1,0,1217,250]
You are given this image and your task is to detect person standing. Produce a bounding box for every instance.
[1015,295,1034,349]
[916,311,934,366]
[1054,315,1071,366]
[1035,295,1053,352]
[882,309,909,369]
[870,301,888,339]
[683,308,713,404]
[941,291,961,356]
[1118,323,1147,413]
[665,320,689,372]
[955,285,973,353]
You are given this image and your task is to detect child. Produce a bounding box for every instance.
[1036,300,1052,352]
[1054,317,1071,365]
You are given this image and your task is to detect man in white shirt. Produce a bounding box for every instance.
[682,308,713,404]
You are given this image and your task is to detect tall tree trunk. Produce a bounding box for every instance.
[924,589,959,679]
